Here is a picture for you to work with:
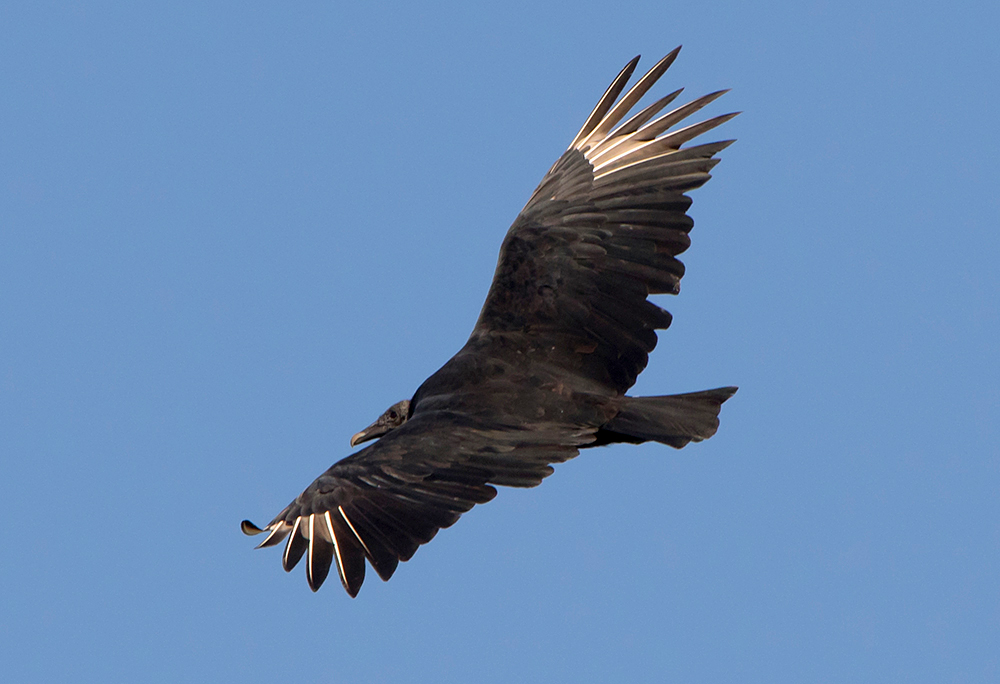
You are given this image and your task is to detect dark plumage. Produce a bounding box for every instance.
[242,47,738,597]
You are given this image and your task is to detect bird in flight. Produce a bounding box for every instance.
[242,47,738,596]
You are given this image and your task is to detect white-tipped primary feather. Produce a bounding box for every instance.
[568,55,640,150]
[562,51,738,184]
[595,89,683,150]
[593,112,740,178]
[338,505,372,558]
[282,516,303,569]
[587,90,730,166]
[305,515,317,587]
[573,48,681,152]
[323,511,347,590]
[255,521,291,549]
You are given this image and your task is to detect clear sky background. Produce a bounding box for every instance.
[2,2,998,682]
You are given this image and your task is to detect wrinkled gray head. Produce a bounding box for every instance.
[350,399,411,447]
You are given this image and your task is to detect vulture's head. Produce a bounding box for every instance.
[350,399,411,447]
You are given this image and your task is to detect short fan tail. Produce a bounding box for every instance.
[598,387,738,449]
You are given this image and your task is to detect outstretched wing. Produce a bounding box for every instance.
[243,410,590,596]
[473,47,737,392]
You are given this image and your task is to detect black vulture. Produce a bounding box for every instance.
[242,47,738,596]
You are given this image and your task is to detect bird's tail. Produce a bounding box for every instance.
[597,387,738,449]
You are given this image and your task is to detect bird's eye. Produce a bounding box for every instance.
[389,411,397,419]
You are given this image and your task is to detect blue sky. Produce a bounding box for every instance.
[2,2,998,682]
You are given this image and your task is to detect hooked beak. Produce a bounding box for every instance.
[350,421,389,448]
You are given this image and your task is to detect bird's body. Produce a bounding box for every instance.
[243,48,738,597]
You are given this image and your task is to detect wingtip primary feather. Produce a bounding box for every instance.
[589,92,735,171]
[569,55,641,150]
[564,49,734,192]
[325,510,366,597]
[592,111,740,180]
[574,48,683,151]
[282,517,307,572]
[255,521,291,549]
[306,513,336,592]
[241,520,264,536]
